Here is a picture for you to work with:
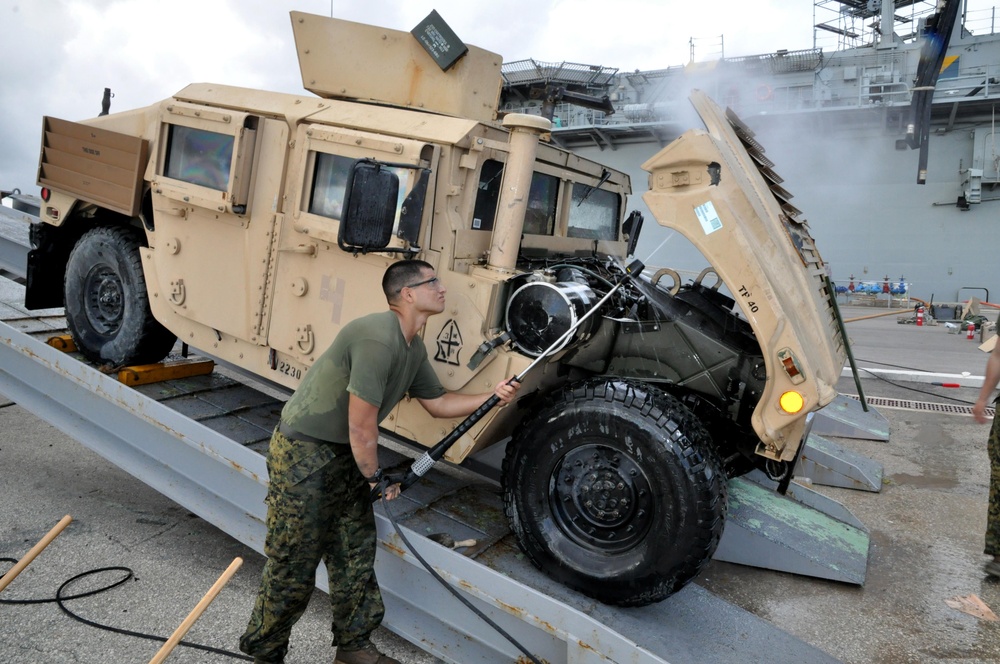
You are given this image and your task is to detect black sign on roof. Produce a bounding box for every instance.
[411,10,469,71]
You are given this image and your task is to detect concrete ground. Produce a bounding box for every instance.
[0,396,438,664]
[696,304,1000,664]
[1,302,999,663]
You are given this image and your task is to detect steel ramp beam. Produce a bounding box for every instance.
[812,393,890,441]
[799,433,885,492]
[713,477,870,586]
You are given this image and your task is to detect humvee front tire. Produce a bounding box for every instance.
[502,378,726,607]
[64,226,176,366]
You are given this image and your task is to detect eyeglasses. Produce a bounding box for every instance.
[397,276,441,293]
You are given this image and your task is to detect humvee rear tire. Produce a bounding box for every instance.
[64,226,176,366]
[502,377,726,607]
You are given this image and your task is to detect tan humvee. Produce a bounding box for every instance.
[25,11,845,606]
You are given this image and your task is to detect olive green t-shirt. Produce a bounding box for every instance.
[280,311,446,444]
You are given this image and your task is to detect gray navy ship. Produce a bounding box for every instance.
[500,0,1000,308]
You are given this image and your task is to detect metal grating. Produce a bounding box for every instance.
[724,48,823,74]
[841,393,992,417]
[501,59,618,88]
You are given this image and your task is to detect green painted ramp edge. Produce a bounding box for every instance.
[713,477,870,585]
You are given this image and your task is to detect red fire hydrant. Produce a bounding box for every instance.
[916,306,924,326]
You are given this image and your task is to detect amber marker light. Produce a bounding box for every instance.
[779,391,805,414]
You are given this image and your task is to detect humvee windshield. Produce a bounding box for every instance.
[569,186,619,240]
[472,158,619,240]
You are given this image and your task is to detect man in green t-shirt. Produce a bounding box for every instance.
[241,260,519,664]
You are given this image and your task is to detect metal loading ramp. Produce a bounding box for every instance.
[373,473,842,664]
[0,204,31,278]
[714,477,870,586]
[797,433,885,492]
[812,393,890,441]
[0,285,842,663]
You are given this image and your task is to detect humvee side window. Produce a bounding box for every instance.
[307,152,409,227]
[309,153,353,219]
[568,185,620,240]
[164,125,234,191]
[524,173,558,236]
[472,160,558,236]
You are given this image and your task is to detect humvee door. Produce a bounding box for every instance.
[147,102,287,345]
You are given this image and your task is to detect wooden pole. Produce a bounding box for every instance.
[148,557,243,664]
[0,514,72,594]
[843,308,909,323]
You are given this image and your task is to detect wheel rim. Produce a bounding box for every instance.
[549,443,655,553]
[83,264,124,335]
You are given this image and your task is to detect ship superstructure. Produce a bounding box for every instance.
[502,1,1000,303]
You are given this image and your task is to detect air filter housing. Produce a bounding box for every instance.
[505,280,597,356]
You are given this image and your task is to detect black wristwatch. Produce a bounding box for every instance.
[364,468,383,483]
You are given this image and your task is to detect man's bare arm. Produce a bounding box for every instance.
[348,394,401,500]
[348,394,382,478]
[417,379,519,419]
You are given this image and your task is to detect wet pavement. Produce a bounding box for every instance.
[2,301,1000,663]
[696,304,1000,664]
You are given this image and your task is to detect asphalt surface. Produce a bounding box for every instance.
[0,395,444,664]
[695,303,1000,664]
[2,300,1000,663]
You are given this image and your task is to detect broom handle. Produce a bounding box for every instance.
[148,557,243,664]
[0,515,72,594]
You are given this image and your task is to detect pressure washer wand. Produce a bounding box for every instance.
[375,259,644,501]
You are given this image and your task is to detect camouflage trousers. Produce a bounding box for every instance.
[239,429,383,662]
[988,415,1000,556]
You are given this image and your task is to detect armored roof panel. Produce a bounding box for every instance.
[290,11,503,123]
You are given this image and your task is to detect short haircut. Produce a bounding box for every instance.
[383,259,435,302]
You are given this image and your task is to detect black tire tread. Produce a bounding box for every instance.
[502,377,727,607]
[64,225,176,366]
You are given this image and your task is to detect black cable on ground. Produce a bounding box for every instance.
[377,490,543,664]
[0,558,251,661]
[854,355,971,375]
[858,358,976,406]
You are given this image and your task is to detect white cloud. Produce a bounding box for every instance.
[1,0,989,194]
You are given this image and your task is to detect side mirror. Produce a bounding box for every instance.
[623,210,644,258]
[339,160,399,252]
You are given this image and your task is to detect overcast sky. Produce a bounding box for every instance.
[1,0,992,194]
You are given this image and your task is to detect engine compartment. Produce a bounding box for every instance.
[503,254,769,477]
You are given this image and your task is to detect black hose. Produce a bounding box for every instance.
[374,489,543,664]
[851,360,979,406]
[0,558,251,660]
